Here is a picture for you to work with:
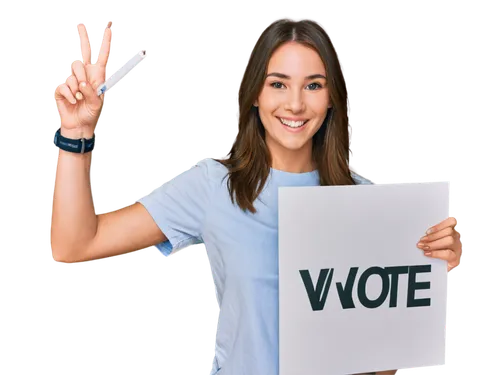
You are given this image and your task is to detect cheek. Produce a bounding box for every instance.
[258,95,279,130]
[259,94,280,113]
[307,95,330,112]
[257,107,273,130]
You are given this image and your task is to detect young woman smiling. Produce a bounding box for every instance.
[51,19,463,375]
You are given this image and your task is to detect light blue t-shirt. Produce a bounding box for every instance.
[136,158,373,375]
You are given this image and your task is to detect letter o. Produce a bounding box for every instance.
[358,266,390,308]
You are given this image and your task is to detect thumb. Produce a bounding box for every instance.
[79,81,101,106]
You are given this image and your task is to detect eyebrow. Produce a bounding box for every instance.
[265,72,327,80]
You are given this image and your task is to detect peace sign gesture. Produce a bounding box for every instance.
[54,22,112,139]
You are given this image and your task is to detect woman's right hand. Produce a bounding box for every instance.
[54,22,112,139]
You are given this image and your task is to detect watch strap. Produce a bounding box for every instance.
[54,128,95,153]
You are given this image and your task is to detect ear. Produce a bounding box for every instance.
[253,100,258,107]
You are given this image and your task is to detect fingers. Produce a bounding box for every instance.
[65,75,82,101]
[77,24,92,65]
[417,234,454,252]
[425,250,460,268]
[419,226,454,243]
[77,80,101,107]
[71,60,88,88]
[97,22,112,67]
[425,217,457,235]
[56,79,101,108]
[55,84,77,105]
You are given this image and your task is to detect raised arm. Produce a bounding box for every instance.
[51,105,168,263]
[51,22,167,262]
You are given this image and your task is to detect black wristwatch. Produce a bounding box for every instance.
[54,128,95,153]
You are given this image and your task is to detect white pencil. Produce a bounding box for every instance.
[96,50,146,96]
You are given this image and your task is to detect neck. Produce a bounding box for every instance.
[268,140,316,173]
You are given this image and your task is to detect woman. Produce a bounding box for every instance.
[51,19,462,375]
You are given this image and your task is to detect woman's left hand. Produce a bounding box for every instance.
[416,217,462,272]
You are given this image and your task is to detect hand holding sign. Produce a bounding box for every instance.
[279,182,450,374]
[416,217,462,272]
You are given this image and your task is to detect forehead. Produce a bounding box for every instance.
[267,42,326,76]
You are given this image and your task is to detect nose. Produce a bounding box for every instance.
[284,88,305,113]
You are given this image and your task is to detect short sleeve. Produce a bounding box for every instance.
[136,158,213,257]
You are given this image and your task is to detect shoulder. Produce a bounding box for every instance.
[196,158,228,177]
[350,170,374,185]
[157,158,221,193]
[186,158,225,176]
[186,158,231,188]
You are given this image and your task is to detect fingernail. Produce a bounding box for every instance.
[424,252,431,256]
[426,228,434,235]
[420,236,428,241]
[75,92,83,100]
[80,82,86,88]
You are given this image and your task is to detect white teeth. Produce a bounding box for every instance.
[279,117,307,128]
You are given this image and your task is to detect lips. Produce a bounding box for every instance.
[277,116,309,122]
[276,117,310,134]
[276,117,309,128]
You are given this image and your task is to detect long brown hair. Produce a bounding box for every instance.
[215,18,357,214]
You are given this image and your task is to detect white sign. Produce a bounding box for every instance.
[278,182,449,375]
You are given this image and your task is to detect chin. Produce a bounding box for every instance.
[278,139,310,151]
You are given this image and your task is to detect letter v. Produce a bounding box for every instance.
[336,267,358,309]
[299,268,334,311]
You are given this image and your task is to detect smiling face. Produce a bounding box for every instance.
[254,41,332,172]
